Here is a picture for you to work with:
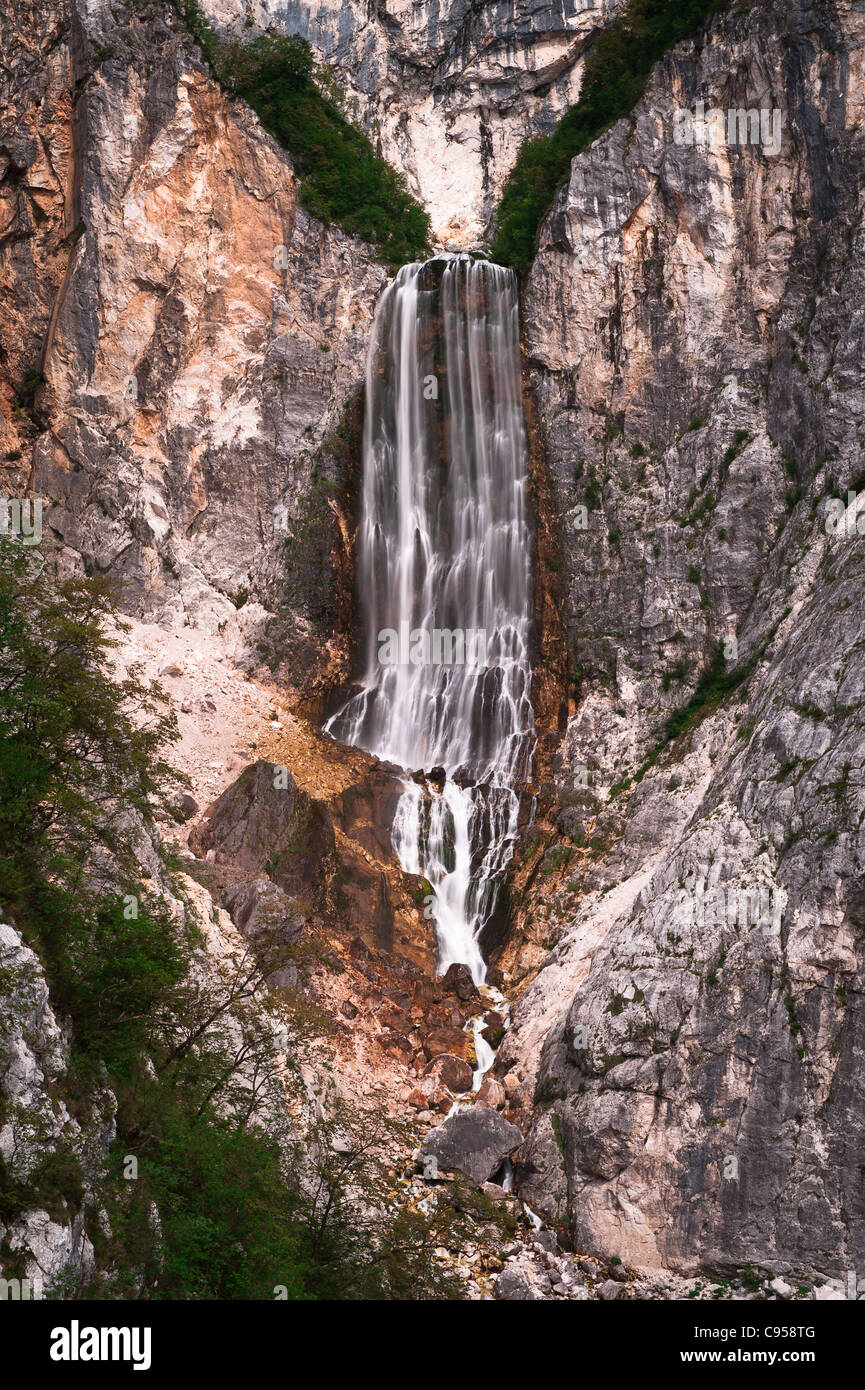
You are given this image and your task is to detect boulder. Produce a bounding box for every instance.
[440,961,478,1001]
[422,1026,470,1062]
[170,790,199,821]
[476,1077,506,1109]
[494,1269,530,1301]
[597,1280,621,1301]
[224,878,304,944]
[190,761,333,899]
[425,1053,474,1094]
[531,1229,558,1254]
[419,1107,523,1184]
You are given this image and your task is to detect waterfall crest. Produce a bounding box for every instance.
[325,255,535,983]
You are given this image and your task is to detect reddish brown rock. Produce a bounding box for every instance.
[440,962,478,1002]
[379,1029,412,1056]
[425,1053,474,1094]
[476,1077,506,1109]
[422,1027,470,1061]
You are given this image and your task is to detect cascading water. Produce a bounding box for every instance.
[325,254,535,985]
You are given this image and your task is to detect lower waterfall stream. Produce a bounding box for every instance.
[325,254,536,989]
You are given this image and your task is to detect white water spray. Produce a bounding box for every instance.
[325,255,535,984]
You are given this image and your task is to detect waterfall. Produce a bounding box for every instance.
[325,254,535,984]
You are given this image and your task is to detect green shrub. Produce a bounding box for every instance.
[32,887,189,1079]
[179,6,431,268]
[0,541,182,907]
[491,0,731,277]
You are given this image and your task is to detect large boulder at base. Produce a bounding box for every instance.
[420,1107,523,1184]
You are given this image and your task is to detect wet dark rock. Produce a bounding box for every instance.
[440,961,478,1001]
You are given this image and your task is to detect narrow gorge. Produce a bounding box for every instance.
[2,0,865,1335]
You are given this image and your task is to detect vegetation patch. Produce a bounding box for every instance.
[180,4,431,268]
[491,0,732,278]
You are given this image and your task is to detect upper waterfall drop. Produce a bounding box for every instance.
[325,254,536,983]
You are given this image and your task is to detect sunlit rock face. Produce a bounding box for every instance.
[2,0,386,673]
[202,0,625,247]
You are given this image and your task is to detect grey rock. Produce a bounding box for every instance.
[495,1269,531,1301]
[191,762,334,899]
[224,878,304,945]
[169,790,199,822]
[507,0,865,1287]
[531,1229,558,1254]
[420,1107,524,1185]
[199,0,620,246]
[597,1280,622,1301]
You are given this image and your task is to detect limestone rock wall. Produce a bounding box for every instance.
[504,0,865,1286]
[2,0,385,679]
[202,0,625,247]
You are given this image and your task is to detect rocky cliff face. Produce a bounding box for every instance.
[5,0,865,1301]
[0,923,97,1292]
[2,0,385,692]
[501,0,865,1287]
[201,0,624,247]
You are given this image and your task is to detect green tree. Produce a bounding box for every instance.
[0,540,181,910]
